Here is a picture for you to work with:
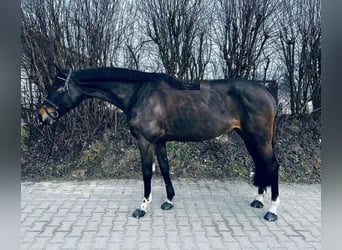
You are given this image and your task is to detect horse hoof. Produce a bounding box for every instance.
[132,208,146,218]
[161,201,174,210]
[264,211,278,222]
[250,200,264,208]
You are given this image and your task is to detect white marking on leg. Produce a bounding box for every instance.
[140,193,152,211]
[256,190,266,203]
[152,162,156,172]
[268,197,280,214]
[165,198,173,206]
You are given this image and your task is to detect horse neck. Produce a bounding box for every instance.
[75,79,141,112]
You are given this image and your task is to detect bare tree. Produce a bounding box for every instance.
[68,0,125,67]
[139,0,211,82]
[279,0,321,114]
[214,0,278,79]
[21,0,63,94]
[21,0,124,89]
[121,1,149,70]
[21,0,125,141]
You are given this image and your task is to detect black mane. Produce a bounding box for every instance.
[74,67,200,90]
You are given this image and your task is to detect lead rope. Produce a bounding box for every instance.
[45,120,59,163]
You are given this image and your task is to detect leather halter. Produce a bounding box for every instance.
[43,70,72,118]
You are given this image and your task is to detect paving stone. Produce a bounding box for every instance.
[28,236,50,249]
[68,225,84,237]
[60,236,79,249]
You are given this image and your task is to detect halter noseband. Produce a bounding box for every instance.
[43,69,73,118]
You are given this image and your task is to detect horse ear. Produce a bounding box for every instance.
[54,63,63,75]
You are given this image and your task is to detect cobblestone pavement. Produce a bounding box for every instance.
[21,179,321,249]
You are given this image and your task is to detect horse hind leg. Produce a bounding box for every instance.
[256,148,280,221]
[265,159,280,222]
[237,130,280,221]
[254,152,280,222]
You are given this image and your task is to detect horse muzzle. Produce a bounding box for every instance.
[38,106,58,125]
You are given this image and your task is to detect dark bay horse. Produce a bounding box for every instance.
[38,66,280,221]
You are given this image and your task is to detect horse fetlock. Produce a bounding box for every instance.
[251,187,267,208]
[166,187,175,200]
[262,197,280,222]
[257,191,266,201]
[269,196,280,214]
[140,193,152,211]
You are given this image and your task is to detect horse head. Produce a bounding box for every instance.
[38,67,81,125]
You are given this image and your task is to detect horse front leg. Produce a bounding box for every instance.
[132,137,155,218]
[155,142,175,210]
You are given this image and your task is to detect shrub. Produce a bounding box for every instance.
[21,120,29,151]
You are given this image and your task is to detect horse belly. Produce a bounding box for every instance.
[166,116,230,142]
[160,83,239,142]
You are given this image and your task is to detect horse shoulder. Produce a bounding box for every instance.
[127,85,168,141]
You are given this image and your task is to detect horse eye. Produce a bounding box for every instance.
[56,87,65,93]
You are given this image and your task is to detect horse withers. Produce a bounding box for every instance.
[38,66,280,221]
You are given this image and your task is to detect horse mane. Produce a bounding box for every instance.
[74,67,200,90]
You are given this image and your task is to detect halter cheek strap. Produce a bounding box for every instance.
[44,69,73,111]
[64,70,72,96]
[56,69,72,95]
